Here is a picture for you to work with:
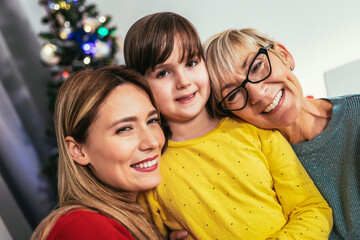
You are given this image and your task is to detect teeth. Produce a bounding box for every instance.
[131,159,157,169]
[263,90,283,113]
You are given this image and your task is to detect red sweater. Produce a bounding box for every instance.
[47,209,135,240]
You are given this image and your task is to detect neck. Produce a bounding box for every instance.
[168,109,219,142]
[278,98,333,144]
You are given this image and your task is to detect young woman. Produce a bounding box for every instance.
[31,66,165,240]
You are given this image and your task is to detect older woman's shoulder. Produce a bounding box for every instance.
[328,94,360,103]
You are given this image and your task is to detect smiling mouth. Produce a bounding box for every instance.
[130,159,158,169]
[263,90,283,113]
[176,92,196,103]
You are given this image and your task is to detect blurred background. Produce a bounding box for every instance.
[0,0,359,239]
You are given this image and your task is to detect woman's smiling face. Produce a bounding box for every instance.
[81,84,165,192]
[220,44,303,129]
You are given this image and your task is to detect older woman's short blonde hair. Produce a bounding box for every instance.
[204,28,284,114]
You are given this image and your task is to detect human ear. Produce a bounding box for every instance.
[65,136,90,165]
[274,43,295,69]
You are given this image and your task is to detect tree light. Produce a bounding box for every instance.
[83,24,92,33]
[97,27,109,36]
[83,56,91,65]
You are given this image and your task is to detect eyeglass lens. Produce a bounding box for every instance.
[222,52,270,110]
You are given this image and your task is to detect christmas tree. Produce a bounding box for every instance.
[38,0,119,186]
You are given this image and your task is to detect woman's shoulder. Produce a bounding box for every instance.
[328,94,360,117]
[47,209,134,240]
[328,94,360,104]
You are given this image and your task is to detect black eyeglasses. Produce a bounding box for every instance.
[217,44,273,111]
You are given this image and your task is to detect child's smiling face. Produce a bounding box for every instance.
[144,39,211,124]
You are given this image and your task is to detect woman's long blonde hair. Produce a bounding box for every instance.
[31,66,162,240]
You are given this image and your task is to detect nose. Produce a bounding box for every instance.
[246,81,268,105]
[139,126,162,151]
[175,71,191,89]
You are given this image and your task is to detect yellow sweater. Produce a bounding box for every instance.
[138,117,332,240]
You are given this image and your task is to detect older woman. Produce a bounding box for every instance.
[204,28,360,239]
[31,66,165,240]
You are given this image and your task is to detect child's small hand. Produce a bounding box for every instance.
[169,230,188,239]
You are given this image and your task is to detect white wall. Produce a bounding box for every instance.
[18,0,360,98]
[325,59,360,97]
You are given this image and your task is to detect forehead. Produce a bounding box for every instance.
[97,84,153,120]
[234,43,260,63]
[164,38,190,64]
[219,44,260,86]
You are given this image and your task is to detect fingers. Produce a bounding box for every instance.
[169,230,188,240]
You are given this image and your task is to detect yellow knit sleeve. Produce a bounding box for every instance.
[137,190,170,237]
[260,130,333,240]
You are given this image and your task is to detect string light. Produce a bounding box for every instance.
[110,30,117,37]
[40,44,60,65]
[43,43,56,55]
[82,43,97,54]
[62,71,69,79]
[99,16,107,23]
[53,4,60,10]
[83,24,92,33]
[97,27,109,36]
[60,1,67,9]
[59,27,72,39]
[83,56,91,65]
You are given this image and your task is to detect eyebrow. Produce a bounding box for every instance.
[109,109,158,129]
[242,54,250,70]
[153,63,169,71]
[220,50,257,92]
[221,82,239,92]
[148,110,158,118]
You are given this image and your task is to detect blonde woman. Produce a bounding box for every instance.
[205,28,360,239]
[31,66,165,240]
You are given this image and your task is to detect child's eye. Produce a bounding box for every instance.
[186,60,197,68]
[115,126,133,134]
[156,70,169,78]
[147,118,160,125]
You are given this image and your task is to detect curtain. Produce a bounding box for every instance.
[0,0,56,229]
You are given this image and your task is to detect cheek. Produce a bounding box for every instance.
[198,74,211,95]
[158,129,166,148]
[290,78,303,97]
[153,124,166,147]
[149,82,172,102]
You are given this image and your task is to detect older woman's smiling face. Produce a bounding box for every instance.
[81,84,165,192]
[220,44,303,129]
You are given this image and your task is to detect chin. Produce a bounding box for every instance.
[139,175,162,191]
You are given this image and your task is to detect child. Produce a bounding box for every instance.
[124,12,332,240]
